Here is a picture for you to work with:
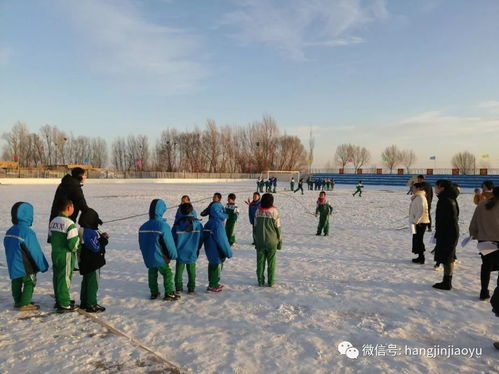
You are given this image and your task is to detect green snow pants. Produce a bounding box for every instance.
[80,270,99,308]
[175,262,196,291]
[225,219,237,246]
[12,274,36,307]
[208,263,221,288]
[256,246,277,286]
[52,250,76,307]
[148,264,173,296]
[290,182,294,191]
[317,215,330,235]
[353,187,362,196]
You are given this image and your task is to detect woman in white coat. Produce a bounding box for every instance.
[409,183,430,264]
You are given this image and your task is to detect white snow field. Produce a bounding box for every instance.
[1,180,498,374]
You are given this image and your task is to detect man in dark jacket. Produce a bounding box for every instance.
[417,175,434,231]
[49,167,89,223]
[432,180,460,290]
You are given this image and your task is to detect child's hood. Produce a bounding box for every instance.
[149,199,167,219]
[11,202,33,226]
[78,208,103,230]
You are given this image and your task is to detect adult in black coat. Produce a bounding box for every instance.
[417,175,434,231]
[49,167,89,223]
[491,287,499,350]
[432,180,460,290]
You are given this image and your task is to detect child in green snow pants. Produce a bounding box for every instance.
[52,250,76,307]
[148,264,174,296]
[256,246,277,287]
[80,270,100,308]
[12,275,36,307]
[175,263,196,291]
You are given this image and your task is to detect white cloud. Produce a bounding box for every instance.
[477,100,499,113]
[221,0,388,60]
[54,0,207,94]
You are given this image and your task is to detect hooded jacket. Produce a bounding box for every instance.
[172,211,204,264]
[49,174,89,222]
[138,199,177,268]
[4,202,49,279]
[203,202,232,264]
[78,208,107,275]
[434,184,460,263]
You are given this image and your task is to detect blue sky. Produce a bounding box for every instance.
[1,0,498,167]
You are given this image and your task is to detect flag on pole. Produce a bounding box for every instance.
[482,154,490,158]
[429,156,436,160]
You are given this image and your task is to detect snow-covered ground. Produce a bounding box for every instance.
[1,181,498,374]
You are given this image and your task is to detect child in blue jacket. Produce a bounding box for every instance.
[4,202,49,311]
[203,201,233,292]
[78,208,108,313]
[139,199,179,301]
[172,203,203,293]
[174,195,198,225]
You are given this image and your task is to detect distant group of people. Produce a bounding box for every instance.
[256,177,277,193]
[306,177,336,191]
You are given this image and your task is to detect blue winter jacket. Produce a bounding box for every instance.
[138,199,177,268]
[174,207,198,226]
[3,202,49,280]
[172,212,204,264]
[248,199,261,225]
[203,202,232,264]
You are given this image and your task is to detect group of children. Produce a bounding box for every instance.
[306,177,336,191]
[256,177,278,193]
[4,198,107,313]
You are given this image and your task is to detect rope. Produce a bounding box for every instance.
[101,188,258,224]
[77,309,183,373]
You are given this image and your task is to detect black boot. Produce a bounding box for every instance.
[433,275,452,290]
[480,289,490,300]
[412,254,425,264]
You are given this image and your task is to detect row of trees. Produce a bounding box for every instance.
[331,144,416,173]
[1,116,308,172]
[1,122,108,168]
[329,144,488,174]
[115,117,308,173]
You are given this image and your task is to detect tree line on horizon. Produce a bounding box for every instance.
[1,116,308,173]
[1,121,490,175]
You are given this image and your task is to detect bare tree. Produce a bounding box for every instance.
[451,151,476,175]
[351,146,371,171]
[90,138,108,168]
[308,128,315,171]
[202,120,221,172]
[155,129,179,172]
[334,144,354,169]
[381,145,402,174]
[111,137,127,171]
[401,149,417,173]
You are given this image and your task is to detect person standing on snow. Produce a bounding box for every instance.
[469,187,499,300]
[352,181,364,197]
[432,180,460,291]
[409,183,430,264]
[315,191,333,236]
